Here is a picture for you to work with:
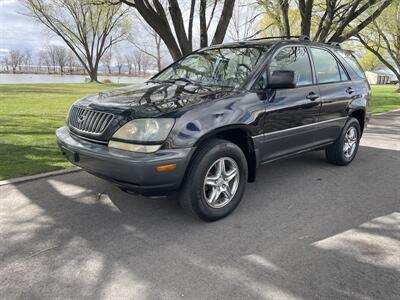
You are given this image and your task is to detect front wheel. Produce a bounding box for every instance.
[179,139,248,221]
[326,117,361,166]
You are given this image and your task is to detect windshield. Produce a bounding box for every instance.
[154,46,268,88]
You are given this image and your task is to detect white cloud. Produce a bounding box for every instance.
[0,0,60,59]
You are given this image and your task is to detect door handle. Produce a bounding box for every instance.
[346,87,355,94]
[306,92,320,101]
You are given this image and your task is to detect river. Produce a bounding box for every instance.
[0,74,148,84]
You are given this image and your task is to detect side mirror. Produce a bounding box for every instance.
[269,70,296,89]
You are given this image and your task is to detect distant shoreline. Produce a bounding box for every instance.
[0,71,154,77]
[0,73,149,84]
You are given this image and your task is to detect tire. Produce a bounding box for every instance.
[179,139,248,221]
[325,117,361,166]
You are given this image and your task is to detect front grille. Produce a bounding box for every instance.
[68,106,114,135]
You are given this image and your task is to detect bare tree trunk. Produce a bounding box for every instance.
[89,70,98,83]
[299,0,314,37]
[121,0,236,58]
[188,0,196,45]
[200,0,208,47]
[168,0,192,53]
[156,37,162,71]
[211,0,236,45]
[280,0,290,37]
[124,0,182,60]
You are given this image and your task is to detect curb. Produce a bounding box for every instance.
[372,109,400,116]
[0,167,82,187]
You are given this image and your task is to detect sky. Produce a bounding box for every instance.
[0,0,61,59]
[0,0,163,64]
[0,0,253,63]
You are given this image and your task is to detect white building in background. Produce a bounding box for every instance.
[365,70,392,84]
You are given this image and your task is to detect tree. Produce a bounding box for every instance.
[2,56,10,72]
[7,50,25,73]
[53,45,69,74]
[24,49,32,72]
[357,0,400,91]
[46,46,58,72]
[115,51,124,75]
[257,0,393,43]
[124,52,134,75]
[24,0,129,82]
[66,50,80,73]
[38,49,52,73]
[358,51,383,71]
[102,50,113,74]
[111,0,236,60]
[132,49,142,75]
[228,0,262,41]
[127,16,164,72]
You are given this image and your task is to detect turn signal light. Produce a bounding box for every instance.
[156,164,177,172]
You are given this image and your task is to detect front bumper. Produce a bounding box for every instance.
[56,127,195,196]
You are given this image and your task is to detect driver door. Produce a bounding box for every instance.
[260,46,322,162]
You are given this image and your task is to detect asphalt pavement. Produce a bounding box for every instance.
[1,111,399,300]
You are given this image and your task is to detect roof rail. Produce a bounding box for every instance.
[244,35,311,42]
[299,35,310,41]
[327,42,341,48]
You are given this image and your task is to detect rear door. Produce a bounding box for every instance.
[309,47,353,144]
[260,45,322,162]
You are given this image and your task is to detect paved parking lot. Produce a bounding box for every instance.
[1,111,399,299]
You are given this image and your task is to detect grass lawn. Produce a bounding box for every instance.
[369,84,400,113]
[0,83,399,180]
[0,83,123,180]
[369,85,400,113]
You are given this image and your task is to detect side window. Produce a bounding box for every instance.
[269,47,313,86]
[334,49,366,79]
[311,48,343,83]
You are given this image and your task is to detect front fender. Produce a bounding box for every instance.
[164,92,266,148]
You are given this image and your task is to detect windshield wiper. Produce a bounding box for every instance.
[147,78,163,84]
[164,77,202,85]
[148,77,234,90]
[147,77,200,86]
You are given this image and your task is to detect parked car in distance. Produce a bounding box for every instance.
[389,79,399,85]
[57,36,370,221]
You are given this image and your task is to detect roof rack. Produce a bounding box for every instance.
[245,35,311,42]
[327,42,341,48]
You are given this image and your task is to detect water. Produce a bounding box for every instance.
[0,74,148,84]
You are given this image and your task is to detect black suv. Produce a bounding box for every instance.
[57,37,370,221]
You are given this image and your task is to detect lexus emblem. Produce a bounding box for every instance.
[77,114,86,123]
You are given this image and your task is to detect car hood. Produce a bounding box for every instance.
[75,81,239,118]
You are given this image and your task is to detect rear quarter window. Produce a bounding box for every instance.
[334,49,366,80]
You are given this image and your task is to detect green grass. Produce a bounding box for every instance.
[0,83,399,180]
[369,85,400,113]
[0,83,123,180]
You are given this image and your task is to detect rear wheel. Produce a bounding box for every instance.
[179,139,248,221]
[326,117,361,166]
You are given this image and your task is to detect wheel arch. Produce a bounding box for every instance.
[192,125,258,182]
[349,109,366,135]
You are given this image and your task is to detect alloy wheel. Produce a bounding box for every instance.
[343,126,358,159]
[203,157,240,208]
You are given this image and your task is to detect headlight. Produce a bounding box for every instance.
[109,118,175,153]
